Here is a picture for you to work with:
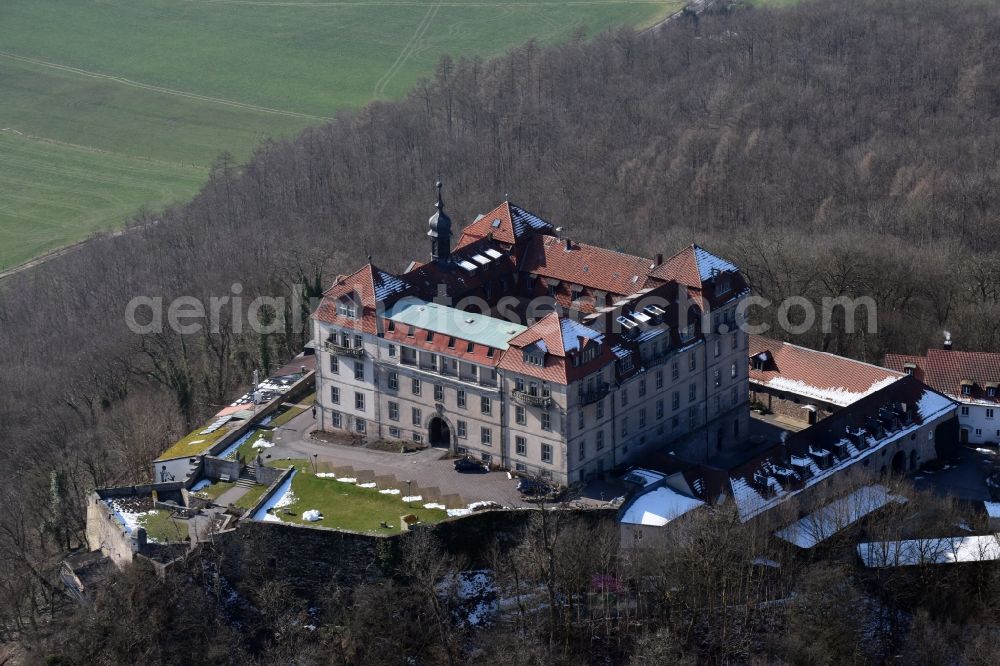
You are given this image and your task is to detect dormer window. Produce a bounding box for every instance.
[336,297,357,318]
[487,347,495,358]
[407,325,415,337]
[387,320,395,332]
[426,331,434,342]
[961,380,973,395]
[717,274,731,295]
[903,362,915,375]
[523,350,544,366]
[447,336,456,348]
[988,386,998,398]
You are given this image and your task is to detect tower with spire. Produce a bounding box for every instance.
[427,181,452,264]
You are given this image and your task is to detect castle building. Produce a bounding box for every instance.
[885,341,1000,446]
[310,185,751,485]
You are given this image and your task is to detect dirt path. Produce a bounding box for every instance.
[372,3,441,99]
[0,51,328,121]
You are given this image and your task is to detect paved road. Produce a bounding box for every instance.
[266,409,528,507]
[914,446,996,502]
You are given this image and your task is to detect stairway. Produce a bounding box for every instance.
[236,466,257,489]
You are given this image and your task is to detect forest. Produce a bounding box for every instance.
[2,0,1000,661]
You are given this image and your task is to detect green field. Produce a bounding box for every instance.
[0,0,679,271]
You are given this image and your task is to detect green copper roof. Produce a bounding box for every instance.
[385,297,527,350]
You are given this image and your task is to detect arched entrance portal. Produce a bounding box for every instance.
[891,451,906,474]
[428,417,451,449]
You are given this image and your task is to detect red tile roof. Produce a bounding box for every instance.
[884,349,1000,404]
[750,335,904,407]
[520,235,655,296]
[313,263,410,333]
[454,201,554,249]
[498,313,614,383]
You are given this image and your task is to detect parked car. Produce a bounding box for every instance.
[517,477,550,496]
[454,457,488,473]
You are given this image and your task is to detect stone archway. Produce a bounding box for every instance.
[891,450,906,474]
[428,416,452,449]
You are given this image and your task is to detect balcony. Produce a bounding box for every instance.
[579,382,610,406]
[512,390,552,408]
[326,341,364,358]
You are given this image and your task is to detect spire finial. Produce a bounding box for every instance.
[435,180,443,210]
[367,254,373,265]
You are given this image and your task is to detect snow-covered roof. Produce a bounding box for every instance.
[693,244,739,281]
[858,534,1000,567]
[730,377,957,522]
[621,486,704,527]
[622,468,666,487]
[757,376,901,408]
[559,317,604,353]
[985,502,1000,519]
[775,485,906,548]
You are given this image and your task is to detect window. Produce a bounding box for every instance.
[541,413,551,431]
[988,409,995,419]
[515,377,525,392]
[481,396,492,415]
[578,441,586,462]
[732,363,738,379]
[689,383,697,403]
[426,330,435,342]
[388,401,399,421]
[330,386,340,404]
[672,391,680,410]
[672,415,679,428]
[413,433,423,443]
[976,428,983,436]
[639,408,647,428]
[523,351,544,366]
[689,354,696,372]
[412,378,421,396]
[714,340,720,358]
[639,380,647,397]
[331,412,342,428]
[457,389,467,408]
[516,436,527,456]
[621,388,628,407]
[412,407,421,426]
[354,360,364,381]
[340,331,350,347]
[467,341,475,353]
[596,400,604,419]
[387,320,395,332]
[528,382,539,397]
[336,298,356,318]
[713,369,721,388]
[388,371,398,390]
[963,385,972,395]
[515,405,526,425]
[354,334,363,349]
[578,410,585,430]
[961,406,970,416]
[329,356,339,374]
[388,344,396,358]
[988,386,998,397]
[621,417,629,437]
[655,370,663,390]
[481,453,492,464]
[541,443,553,463]
[731,387,738,407]
[457,420,467,438]
[355,417,366,433]
[732,332,739,350]
[671,362,679,381]
[515,462,527,472]
[407,325,415,337]
[688,406,698,427]
[596,430,605,450]
[434,384,444,402]
[448,336,456,348]
[487,347,495,359]
[656,400,664,419]
[482,428,492,446]
[389,426,400,438]
[542,383,551,398]
[355,392,365,411]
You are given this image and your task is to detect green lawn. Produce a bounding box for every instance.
[156,422,232,461]
[234,483,270,510]
[264,465,447,533]
[0,0,679,271]
[136,509,190,543]
[191,479,238,502]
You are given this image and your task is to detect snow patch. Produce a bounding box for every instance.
[190,479,212,492]
[620,487,704,526]
[379,488,400,495]
[760,375,901,408]
[402,495,422,503]
[302,510,323,522]
[423,502,446,510]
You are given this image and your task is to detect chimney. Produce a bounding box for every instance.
[943,330,953,351]
[655,253,663,266]
[564,238,572,252]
